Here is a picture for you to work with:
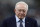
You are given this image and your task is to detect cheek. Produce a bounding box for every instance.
[16,11,19,15]
[16,12,18,13]
[24,12,27,15]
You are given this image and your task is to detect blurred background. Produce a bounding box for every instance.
[0,0,40,27]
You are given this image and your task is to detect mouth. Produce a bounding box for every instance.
[19,15,25,18]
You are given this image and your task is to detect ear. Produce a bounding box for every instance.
[14,9,16,12]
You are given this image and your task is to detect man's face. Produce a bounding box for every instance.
[15,4,28,19]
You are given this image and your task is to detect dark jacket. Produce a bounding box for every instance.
[1,15,38,27]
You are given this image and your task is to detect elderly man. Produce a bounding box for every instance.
[1,1,38,27]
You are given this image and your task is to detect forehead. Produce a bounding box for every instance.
[16,4,27,10]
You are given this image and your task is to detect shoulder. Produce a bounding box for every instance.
[2,15,15,23]
[6,15,15,20]
[26,16,37,23]
[1,15,15,27]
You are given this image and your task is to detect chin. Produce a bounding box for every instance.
[19,17,24,19]
[19,18,23,19]
[18,16,25,18]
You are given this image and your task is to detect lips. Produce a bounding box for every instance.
[20,14,25,16]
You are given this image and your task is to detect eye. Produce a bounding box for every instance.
[18,10,21,12]
[18,9,26,12]
[23,10,25,12]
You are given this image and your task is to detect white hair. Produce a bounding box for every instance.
[15,1,28,10]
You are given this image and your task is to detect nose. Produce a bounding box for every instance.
[20,11,24,14]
